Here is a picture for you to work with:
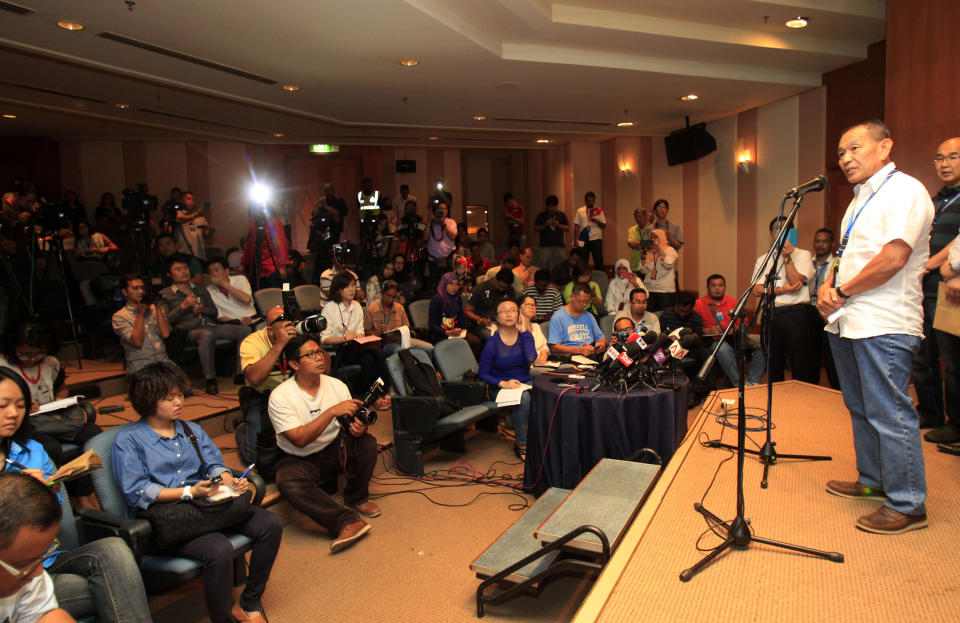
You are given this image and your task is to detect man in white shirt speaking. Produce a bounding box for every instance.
[818,119,933,535]
[268,335,381,553]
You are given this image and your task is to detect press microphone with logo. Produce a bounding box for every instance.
[668,333,699,360]
[638,333,675,368]
[785,175,827,198]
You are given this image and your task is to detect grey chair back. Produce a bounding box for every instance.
[253,287,283,316]
[598,314,615,340]
[432,337,477,381]
[408,299,431,329]
[385,349,434,396]
[294,284,324,312]
[591,270,610,299]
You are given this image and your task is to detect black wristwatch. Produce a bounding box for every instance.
[835,286,850,299]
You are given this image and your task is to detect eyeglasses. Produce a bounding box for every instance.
[0,538,59,580]
[298,349,325,360]
[268,314,289,327]
[933,154,960,165]
[15,350,45,362]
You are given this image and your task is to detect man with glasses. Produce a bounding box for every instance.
[268,336,379,554]
[913,138,960,444]
[548,282,607,357]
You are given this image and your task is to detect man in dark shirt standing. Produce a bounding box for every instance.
[534,195,570,269]
[917,137,960,444]
[465,268,516,338]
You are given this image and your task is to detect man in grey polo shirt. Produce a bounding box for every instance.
[111,274,173,375]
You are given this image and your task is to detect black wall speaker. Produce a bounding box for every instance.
[396,159,417,173]
[664,123,717,166]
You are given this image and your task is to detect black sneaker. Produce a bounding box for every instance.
[205,379,219,395]
[923,424,960,444]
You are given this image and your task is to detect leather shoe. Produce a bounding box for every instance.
[923,424,960,444]
[349,500,382,518]
[826,480,885,500]
[330,520,370,553]
[205,379,219,395]
[856,506,927,535]
[937,442,960,456]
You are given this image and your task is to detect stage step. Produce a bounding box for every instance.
[535,458,660,555]
[470,487,570,584]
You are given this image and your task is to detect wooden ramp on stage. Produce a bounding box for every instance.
[573,381,960,623]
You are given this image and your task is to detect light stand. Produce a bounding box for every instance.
[252,210,283,291]
[681,271,843,582]
[41,230,84,370]
[698,192,830,489]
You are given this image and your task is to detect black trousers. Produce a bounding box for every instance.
[806,305,839,389]
[910,297,944,426]
[767,304,816,383]
[275,432,378,536]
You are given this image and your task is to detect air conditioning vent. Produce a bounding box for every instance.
[0,1,34,16]
[138,108,267,134]
[98,32,277,85]
[0,80,106,104]
[494,116,611,127]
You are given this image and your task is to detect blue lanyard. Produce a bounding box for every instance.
[933,192,960,229]
[837,169,898,259]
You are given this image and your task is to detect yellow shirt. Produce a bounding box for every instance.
[239,328,285,392]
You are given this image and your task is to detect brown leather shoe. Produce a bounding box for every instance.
[826,480,885,501]
[856,506,928,535]
[349,500,382,518]
[330,520,370,553]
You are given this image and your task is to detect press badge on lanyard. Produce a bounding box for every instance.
[834,170,898,275]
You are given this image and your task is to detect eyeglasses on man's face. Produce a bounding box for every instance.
[933,153,960,165]
[298,349,325,361]
[0,538,59,580]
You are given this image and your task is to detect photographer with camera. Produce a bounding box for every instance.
[172,191,210,260]
[111,274,175,375]
[427,201,457,286]
[268,335,380,553]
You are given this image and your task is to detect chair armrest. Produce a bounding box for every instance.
[393,396,442,435]
[80,400,97,425]
[76,508,151,563]
[441,381,488,407]
[235,470,267,506]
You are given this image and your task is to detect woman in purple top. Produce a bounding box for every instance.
[478,298,537,457]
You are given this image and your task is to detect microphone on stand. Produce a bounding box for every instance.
[785,175,827,198]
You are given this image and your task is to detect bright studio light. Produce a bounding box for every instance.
[249,183,271,205]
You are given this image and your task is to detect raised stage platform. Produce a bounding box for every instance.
[572,381,959,623]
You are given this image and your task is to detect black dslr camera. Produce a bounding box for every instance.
[336,378,386,430]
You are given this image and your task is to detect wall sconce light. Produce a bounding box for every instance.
[737,150,752,173]
[619,164,632,175]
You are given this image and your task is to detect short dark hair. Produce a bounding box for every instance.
[571,282,592,297]
[534,268,551,283]
[476,228,488,236]
[119,274,144,291]
[614,317,634,331]
[329,271,357,303]
[283,335,316,363]
[155,232,175,245]
[676,291,697,307]
[842,119,891,142]
[706,274,725,287]
[470,241,481,250]
[0,472,61,550]
[495,297,518,314]
[128,362,189,420]
[769,216,794,233]
[653,198,670,211]
[205,256,229,272]
[584,191,596,202]
[166,254,190,274]
[381,280,399,294]
[629,287,648,302]
[495,268,514,284]
[503,193,515,203]
[545,195,559,207]
[0,367,36,453]
[400,184,409,192]
[815,227,835,240]
[501,256,517,269]
[4,321,53,365]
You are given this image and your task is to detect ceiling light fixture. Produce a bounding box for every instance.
[617,121,634,127]
[400,59,420,67]
[536,139,550,144]
[56,20,84,31]
[282,85,300,92]
[680,94,699,101]
[473,115,487,121]
[115,103,130,110]
[427,136,439,141]
[785,16,809,29]
[2,114,16,119]
[272,132,284,138]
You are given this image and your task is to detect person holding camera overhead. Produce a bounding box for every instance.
[173,191,210,260]
[112,273,175,376]
[427,200,457,286]
[268,335,380,553]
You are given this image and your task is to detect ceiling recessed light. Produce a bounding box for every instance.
[473,115,487,121]
[680,94,699,101]
[56,20,84,31]
[785,16,809,29]
[536,139,550,144]
[617,121,635,127]
[400,59,419,67]
[427,136,439,141]
[2,114,16,119]
[115,103,130,110]
[272,132,284,138]
[282,85,300,92]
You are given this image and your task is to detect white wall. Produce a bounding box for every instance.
[756,96,800,256]
[700,116,739,292]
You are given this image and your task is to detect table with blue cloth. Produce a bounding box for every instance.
[523,371,688,497]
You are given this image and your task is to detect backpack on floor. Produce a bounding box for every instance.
[397,349,457,417]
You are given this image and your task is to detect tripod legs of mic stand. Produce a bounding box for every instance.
[707,440,833,488]
[679,503,843,582]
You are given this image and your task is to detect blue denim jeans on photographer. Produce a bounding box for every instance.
[828,332,926,516]
[492,387,532,446]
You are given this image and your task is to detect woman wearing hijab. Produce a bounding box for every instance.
[605,258,647,316]
[428,272,482,357]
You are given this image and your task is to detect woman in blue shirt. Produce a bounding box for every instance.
[112,362,282,623]
[0,367,152,623]
[478,298,537,458]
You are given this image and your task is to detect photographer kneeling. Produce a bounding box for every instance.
[268,336,380,554]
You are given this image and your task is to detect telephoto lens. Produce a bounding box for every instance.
[294,314,327,335]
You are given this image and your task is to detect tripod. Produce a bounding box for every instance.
[33,230,84,370]
[698,193,830,488]
[681,283,843,582]
[252,214,283,291]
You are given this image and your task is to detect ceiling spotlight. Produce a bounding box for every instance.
[617,121,634,127]
[272,132,284,138]
[427,136,439,141]
[56,20,84,31]
[680,94,699,101]
[473,115,487,121]
[536,138,550,144]
[115,103,130,110]
[785,16,809,29]
[400,59,420,67]
[2,114,16,119]
[282,85,300,92]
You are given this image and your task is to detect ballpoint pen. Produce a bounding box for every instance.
[233,463,255,489]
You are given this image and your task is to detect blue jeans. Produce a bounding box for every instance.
[383,339,434,359]
[492,387,532,446]
[50,537,152,623]
[714,341,739,385]
[828,332,926,515]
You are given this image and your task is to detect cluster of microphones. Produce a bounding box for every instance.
[588,327,698,392]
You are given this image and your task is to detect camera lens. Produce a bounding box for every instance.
[294,314,327,335]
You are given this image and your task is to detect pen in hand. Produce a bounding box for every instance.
[233,463,255,489]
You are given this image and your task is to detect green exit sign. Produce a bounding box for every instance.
[309,144,339,153]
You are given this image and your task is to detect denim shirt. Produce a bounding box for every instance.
[112,420,229,512]
[1,439,61,566]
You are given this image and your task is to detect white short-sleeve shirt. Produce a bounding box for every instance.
[267,375,350,456]
[827,162,933,339]
[0,571,59,623]
[320,300,365,344]
[207,274,256,320]
[752,248,815,306]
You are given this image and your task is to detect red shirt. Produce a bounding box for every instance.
[241,218,290,279]
[506,203,526,236]
[694,295,738,332]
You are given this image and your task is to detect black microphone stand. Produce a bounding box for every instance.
[683,245,843,582]
[698,192,830,488]
[252,210,282,291]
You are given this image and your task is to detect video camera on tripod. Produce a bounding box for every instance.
[335,377,386,430]
[121,183,158,224]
